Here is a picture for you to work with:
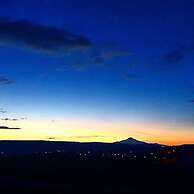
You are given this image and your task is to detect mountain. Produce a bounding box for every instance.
[116,137,147,145]
[0,138,164,156]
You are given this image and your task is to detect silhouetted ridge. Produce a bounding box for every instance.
[115,137,147,145]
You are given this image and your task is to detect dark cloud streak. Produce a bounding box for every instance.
[164,45,194,65]
[0,117,27,121]
[0,18,92,54]
[0,126,21,130]
[0,76,14,85]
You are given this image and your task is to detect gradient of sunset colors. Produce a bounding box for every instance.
[0,0,194,145]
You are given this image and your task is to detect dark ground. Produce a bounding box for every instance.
[0,151,194,194]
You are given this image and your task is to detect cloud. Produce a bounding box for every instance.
[0,18,92,54]
[164,47,186,64]
[0,76,14,85]
[71,135,105,139]
[151,43,194,72]
[0,117,27,121]
[0,108,7,114]
[0,126,21,130]
[88,48,132,65]
[101,50,132,59]
[46,137,56,140]
[164,45,194,65]
[44,135,106,140]
[189,99,194,104]
[1,118,18,121]
[20,117,27,120]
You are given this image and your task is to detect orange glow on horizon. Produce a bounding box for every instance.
[0,118,194,146]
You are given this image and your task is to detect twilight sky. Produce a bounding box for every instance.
[0,0,194,145]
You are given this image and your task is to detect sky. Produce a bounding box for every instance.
[0,0,194,145]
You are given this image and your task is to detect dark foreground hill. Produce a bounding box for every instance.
[0,139,194,194]
[0,147,194,194]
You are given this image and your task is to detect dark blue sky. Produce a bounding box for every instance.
[0,0,194,144]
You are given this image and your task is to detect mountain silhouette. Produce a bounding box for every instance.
[116,137,147,145]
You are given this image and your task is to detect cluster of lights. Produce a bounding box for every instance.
[0,149,177,161]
